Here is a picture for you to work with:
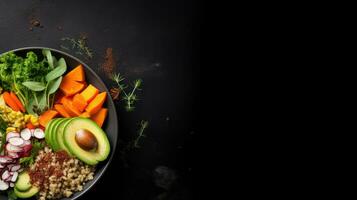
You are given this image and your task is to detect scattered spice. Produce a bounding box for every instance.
[29,16,43,31]
[110,87,120,100]
[29,149,70,189]
[101,48,116,77]
[60,33,93,59]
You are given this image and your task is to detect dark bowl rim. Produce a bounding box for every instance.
[0,47,118,200]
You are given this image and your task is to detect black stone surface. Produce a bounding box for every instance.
[0,0,199,199]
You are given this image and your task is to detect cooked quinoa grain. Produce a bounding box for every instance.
[29,147,95,200]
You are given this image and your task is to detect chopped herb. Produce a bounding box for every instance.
[7,189,17,200]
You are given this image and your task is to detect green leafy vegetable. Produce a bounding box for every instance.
[45,58,66,82]
[0,49,65,115]
[7,189,18,200]
[42,49,54,69]
[22,81,46,91]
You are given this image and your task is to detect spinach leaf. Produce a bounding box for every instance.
[48,76,62,95]
[22,81,46,91]
[37,92,47,111]
[42,49,54,69]
[45,58,66,82]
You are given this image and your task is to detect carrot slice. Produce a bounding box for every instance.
[10,92,25,112]
[64,64,85,82]
[39,110,58,127]
[91,108,108,127]
[26,122,36,129]
[62,98,81,116]
[60,78,86,96]
[79,112,91,118]
[3,92,20,112]
[85,92,107,115]
[54,104,71,118]
[72,94,88,112]
[80,84,99,103]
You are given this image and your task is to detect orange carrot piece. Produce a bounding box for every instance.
[60,78,86,96]
[64,65,85,82]
[39,110,58,127]
[72,94,88,112]
[91,108,108,127]
[80,84,99,103]
[3,92,20,112]
[54,104,71,118]
[10,92,25,112]
[85,92,107,115]
[79,112,91,118]
[62,98,81,116]
[26,122,36,129]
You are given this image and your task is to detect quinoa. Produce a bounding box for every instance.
[29,147,95,200]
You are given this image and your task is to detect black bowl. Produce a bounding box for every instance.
[0,47,118,200]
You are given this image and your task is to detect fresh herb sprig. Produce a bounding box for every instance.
[61,35,93,59]
[134,120,149,148]
[112,73,142,112]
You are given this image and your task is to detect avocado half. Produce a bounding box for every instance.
[63,117,110,165]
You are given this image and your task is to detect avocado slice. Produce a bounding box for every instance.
[14,186,39,198]
[15,172,32,192]
[45,118,59,147]
[56,118,73,155]
[64,118,110,165]
[51,118,67,151]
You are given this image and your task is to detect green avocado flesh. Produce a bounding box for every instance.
[64,118,110,165]
[14,186,39,198]
[14,172,39,198]
[15,172,31,191]
[55,118,73,155]
[50,118,67,151]
[45,118,60,147]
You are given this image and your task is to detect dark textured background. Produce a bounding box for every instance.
[0,0,200,199]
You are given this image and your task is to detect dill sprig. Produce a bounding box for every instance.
[60,35,93,59]
[112,73,142,112]
[134,120,149,148]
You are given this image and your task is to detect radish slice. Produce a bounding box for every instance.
[0,164,4,168]
[6,144,22,153]
[6,132,20,141]
[5,175,12,182]
[20,129,32,140]
[10,183,14,187]
[19,140,31,147]
[11,172,18,182]
[0,156,12,163]
[11,165,21,172]
[33,128,45,139]
[23,144,32,153]
[0,180,9,190]
[7,152,19,159]
[2,170,10,180]
[9,137,24,146]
